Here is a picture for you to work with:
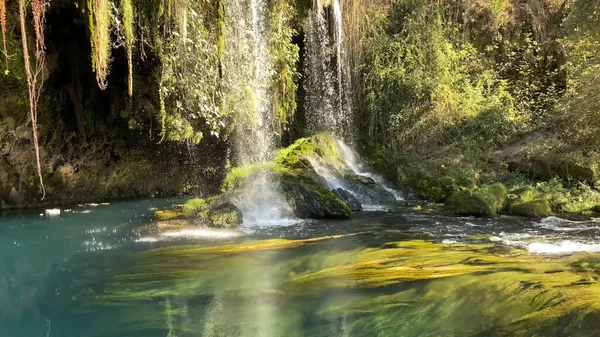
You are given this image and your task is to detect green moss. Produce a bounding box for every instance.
[404,166,476,202]
[207,202,242,228]
[448,183,507,217]
[274,134,343,171]
[448,190,490,217]
[182,198,209,216]
[221,162,277,192]
[506,180,600,215]
[508,199,552,217]
[154,210,184,221]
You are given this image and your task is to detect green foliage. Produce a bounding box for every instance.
[182,198,209,216]
[88,0,112,89]
[158,0,224,144]
[360,0,516,151]
[120,0,134,95]
[269,0,300,132]
[561,0,600,147]
[494,35,563,128]
[506,179,600,214]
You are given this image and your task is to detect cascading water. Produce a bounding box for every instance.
[335,139,404,200]
[303,0,353,139]
[224,0,273,165]
[223,0,294,226]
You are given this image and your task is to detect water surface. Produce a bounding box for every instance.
[2,200,600,336]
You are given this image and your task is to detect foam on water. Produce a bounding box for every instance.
[162,229,241,239]
[537,216,600,232]
[240,218,300,228]
[362,204,389,212]
[527,241,600,255]
[136,229,242,243]
[44,209,61,216]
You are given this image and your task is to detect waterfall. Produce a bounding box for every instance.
[223,0,294,226]
[335,139,404,200]
[303,0,353,140]
[224,0,273,164]
[249,0,272,164]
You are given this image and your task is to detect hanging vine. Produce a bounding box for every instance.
[0,0,7,65]
[19,0,48,199]
[121,0,134,96]
[88,0,112,89]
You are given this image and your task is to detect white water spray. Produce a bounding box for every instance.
[335,139,404,200]
[303,1,353,139]
[223,0,294,226]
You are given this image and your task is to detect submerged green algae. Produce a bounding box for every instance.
[80,236,600,337]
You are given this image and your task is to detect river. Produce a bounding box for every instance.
[1,199,599,336]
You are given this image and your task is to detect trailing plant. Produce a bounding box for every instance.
[121,0,134,96]
[158,0,222,143]
[0,0,7,66]
[88,0,112,89]
[269,0,300,133]
[19,0,49,199]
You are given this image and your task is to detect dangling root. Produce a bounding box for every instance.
[19,0,47,199]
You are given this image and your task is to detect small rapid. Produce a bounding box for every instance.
[335,139,404,200]
[403,212,600,255]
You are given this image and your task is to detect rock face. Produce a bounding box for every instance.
[345,174,396,205]
[332,188,362,211]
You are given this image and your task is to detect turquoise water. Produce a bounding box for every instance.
[2,200,600,336]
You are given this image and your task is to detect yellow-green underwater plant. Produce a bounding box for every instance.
[80,237,600,336]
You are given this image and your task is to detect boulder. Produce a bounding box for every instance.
[207,202,243,228]
[332,188,362,211]
[345,174,396,205]
[281,179,351,218]
[448,184,508,217]
[508,200,552,217]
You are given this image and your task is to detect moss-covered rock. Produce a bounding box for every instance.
[345,174,396,204]
[162,134,402,222]
[404,169,475,203]
[281,177,351,218]
[158,197,242,227]
[273,135,355,218]
[508,199,552,217]
[207,202,243,228]
[447,183,508,217]
[448,190,490,217]
[332,188,362,211]
[504,145,600,184]
[155,209,185,221]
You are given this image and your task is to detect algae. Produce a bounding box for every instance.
[82,236,600,336]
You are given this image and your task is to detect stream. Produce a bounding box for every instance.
[1,199,600,336]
